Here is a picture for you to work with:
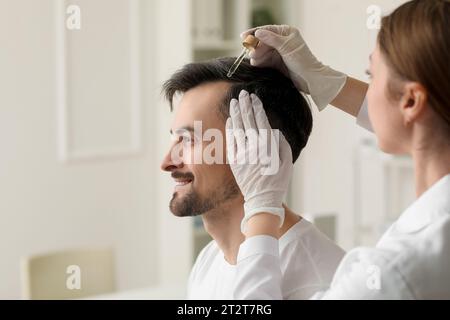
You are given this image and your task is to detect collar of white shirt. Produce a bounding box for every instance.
[391,174,450,234]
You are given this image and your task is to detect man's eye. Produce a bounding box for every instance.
[365,69,372,79]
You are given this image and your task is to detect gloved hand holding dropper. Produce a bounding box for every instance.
[242,25,368,115]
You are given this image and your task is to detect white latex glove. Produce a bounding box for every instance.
[242,25,347,111]
[226,90,293,233]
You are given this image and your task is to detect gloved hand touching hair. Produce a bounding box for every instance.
[226,90,293,234]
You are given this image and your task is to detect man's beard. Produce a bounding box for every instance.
[169,173,240,217]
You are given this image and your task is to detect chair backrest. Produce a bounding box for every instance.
[21,247,115,300]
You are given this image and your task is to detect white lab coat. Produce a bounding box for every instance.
[233,101,450,300]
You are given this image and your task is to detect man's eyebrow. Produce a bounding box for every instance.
[369,54,372,62]
[170,126,195,135]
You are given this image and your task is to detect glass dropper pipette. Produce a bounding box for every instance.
[227,35,260,78]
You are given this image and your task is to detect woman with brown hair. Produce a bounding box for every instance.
[228,0,450,299]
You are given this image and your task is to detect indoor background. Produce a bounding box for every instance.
[0,0,412,299]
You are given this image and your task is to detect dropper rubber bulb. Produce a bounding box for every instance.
[227,35,260,78]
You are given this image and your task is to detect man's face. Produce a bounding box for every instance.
[161,82,241,217]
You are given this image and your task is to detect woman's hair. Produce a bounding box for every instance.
[378,0,450,127]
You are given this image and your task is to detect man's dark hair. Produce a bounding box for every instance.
[162,58,313,162]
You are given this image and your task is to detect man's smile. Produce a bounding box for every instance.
[172,171,195,191]
[174,178,193,188]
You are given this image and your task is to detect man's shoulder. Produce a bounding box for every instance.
[276,219,346,299]
[279,219,346,279]
[280,219,345,257]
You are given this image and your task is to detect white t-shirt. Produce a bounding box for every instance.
[187,219,345,300]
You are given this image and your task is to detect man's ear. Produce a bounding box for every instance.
[399,82,428,126]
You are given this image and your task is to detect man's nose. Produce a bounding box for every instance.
[161,147,183,172]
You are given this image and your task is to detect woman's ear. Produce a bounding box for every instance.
[399,82,428,126]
